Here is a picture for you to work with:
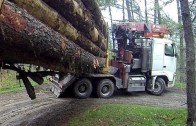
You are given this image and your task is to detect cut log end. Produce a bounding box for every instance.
[89,27,99,42]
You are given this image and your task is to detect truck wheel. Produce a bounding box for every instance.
[97,79,114,98]
[150,78,166,96]
[73,78,92,99]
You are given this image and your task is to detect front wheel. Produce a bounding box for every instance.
[73,78,93,99]
[97,79,115,98]
[150,78,166,96]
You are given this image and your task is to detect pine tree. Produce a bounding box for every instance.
[180,0,196,125]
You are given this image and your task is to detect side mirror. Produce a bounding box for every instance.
[172,43,178,58]
[175,53,178,57]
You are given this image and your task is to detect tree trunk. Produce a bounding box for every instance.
[8,0,107,56]
[0,1,105,74]
[80,0,107,38]
[109,5,115,50]
[125,0,131,22]
[144,0,148,23]
[157,0,161,24]
[177,0,185,82]
[109,5,113,27]
[154,0,157,24]
[180,0,196,125]
[122,0,125,21]
[41,0,107,51]
[130,0,134,21]
[154,0,161,24]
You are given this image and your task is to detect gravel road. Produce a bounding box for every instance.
[0,84,187,126]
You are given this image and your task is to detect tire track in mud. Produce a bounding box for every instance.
[0,85,187,126]
[0,96,69,126]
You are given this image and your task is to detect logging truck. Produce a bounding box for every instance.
[0,1,176,100]
[50,22,177,98]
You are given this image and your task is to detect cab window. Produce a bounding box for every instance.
[165,44,174,56]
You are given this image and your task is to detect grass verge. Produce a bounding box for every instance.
[68,104,186,126]
[0,70,22,94]
[175,82,186,88]
[0,70,48,94]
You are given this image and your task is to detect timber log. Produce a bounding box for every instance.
[42,0,107,51]
[8,0,107,55]
[0,1,106,74]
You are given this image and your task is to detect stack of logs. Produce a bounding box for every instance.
[0,0,108,74]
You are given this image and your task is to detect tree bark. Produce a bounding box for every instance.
[8,0,107,56]
[80,0,107,38]
[130,0,134,21]
[157,0,161,24]
[144,0,148,23]
[122,0,125,21]
[154,0,157,24]
[125,0,131,22]
[180,0,196,125]
[154,0,161,24]
[177,0,185,82]
[42,0,107,52]
[0,1,105,74]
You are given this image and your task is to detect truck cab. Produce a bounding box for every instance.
[50,22,177,98]
[151,38,176,88]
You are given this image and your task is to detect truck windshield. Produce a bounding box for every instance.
[165,44,174,57]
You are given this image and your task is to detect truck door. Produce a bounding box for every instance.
[151,42,164,72]
[163,43,176,81]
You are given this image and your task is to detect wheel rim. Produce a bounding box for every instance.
[101,84,110,96]
[78,84,87,93]
[154,82,161,92]
[101,85,109,94]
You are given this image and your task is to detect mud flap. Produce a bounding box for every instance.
[50,81,63,97]
[50,74,76,97]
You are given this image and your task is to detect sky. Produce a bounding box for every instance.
[101,0,178,25]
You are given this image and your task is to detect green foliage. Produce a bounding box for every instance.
[97,0,117,9]
[175,82,186,88]
[0,70,22,93]
[175,67,186,83]
[0,70,48,94]
[68,104,186,126]
[189,0,196,35]
[161,14,181,36]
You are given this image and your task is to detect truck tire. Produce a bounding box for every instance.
[73,78,92,99]
[150,78,166,96]
[97,79,114,98]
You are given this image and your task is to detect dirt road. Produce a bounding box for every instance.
[0,84,186,126]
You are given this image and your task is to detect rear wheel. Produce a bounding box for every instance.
[97,79,114,98]
[150,78,166,95]
[73,78,92,99]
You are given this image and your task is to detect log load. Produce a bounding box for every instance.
[0,1,106,74]
[42,0,107,51]
[8,0,107,56]
[0,0,109,99]
[80,0,107,38]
